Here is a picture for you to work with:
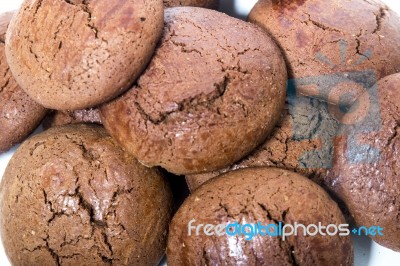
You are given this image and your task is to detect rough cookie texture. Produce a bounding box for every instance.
[326,73,400,251]
[186,98,340,191]
[0,12,47,153]
[0,11,14,42]
[0,124,173,265]
[5,0,164,110]
[168,167,353,265]
[163,0,217,8]
[248,0,400,80]
[43,108,102,130]
[101,7,287,175]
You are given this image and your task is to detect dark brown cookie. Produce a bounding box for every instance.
[186,98,340,191]
[0,12,47,153]
[43,108,102,130]
[0,124,173,265]
[248,0,400,80]
[326,73,400,251]
[5,0,164,110]
[100,7,287,175]
[163,0,217,8]
[168,167,353,265]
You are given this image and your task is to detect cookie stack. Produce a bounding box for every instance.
[0,0,399,265]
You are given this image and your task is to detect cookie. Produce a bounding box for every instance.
[0,11,14,43]
[326,73,400,251]
[100,7,287,175]
[168,167,353,265]
[186,97,340,191]
[43,108,102,130]
[5,0,164,110]
[0,124,173,265]
[163,0,218,8]
[248,0,400,80]
[0,12,47,153]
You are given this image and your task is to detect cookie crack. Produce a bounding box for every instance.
[63,0,99,38]
[304,12,341,33]
[44,235,61,266]
[135,75,230,125]
[373,7,388,34]
[33,0,44,17]
[387,123,399,146]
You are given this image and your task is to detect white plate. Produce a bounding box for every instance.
[1,1,400,265]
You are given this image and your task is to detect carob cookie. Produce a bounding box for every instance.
[0,124,173,265]
[248,0,400,80]
[43,108,102,130]
[101,7,287,175]
[5,0,164,110]
[168,167,353,265]
[186,97,340,191]
[163,0,218,8]
[0,12,47,153]
[326,73,400,251]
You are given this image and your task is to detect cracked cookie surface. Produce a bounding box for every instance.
[168,167,353,265]
[0,11,47,154]
[186,98,340,191]
[327,73,400,251]
[0,124,173,265]
[248,0,400,80]
[5,0,164,110]
[100,7,287,175]
[163,0,217,8]
[43,108,102,130]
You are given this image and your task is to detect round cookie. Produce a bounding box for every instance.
[186,98,340,191]
[168,167,353,265]
[163,0,217,8]
[248,0,400,80]
[43,108,102,130]
[0,124,173,265]
[0,12,47,153]
[100,7,287,175]
[326,73,400,251]
[5,0,164,110]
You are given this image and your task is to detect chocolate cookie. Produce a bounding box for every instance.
[5,0,164,110]
[248,0,400,80]
[326,73,400,251]
[0,124,173,265]
[186,97,340,191]
[0,12,47,153]
[168,167,353,265]
[163,0,217,8]
[101,7,287,175]
[43,108,102,130]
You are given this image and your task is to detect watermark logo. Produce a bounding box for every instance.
[188,219,384,241]
[287,39,382,167]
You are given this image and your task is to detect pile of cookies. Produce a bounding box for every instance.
[0,0,399,265]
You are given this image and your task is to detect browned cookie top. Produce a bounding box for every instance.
[326,73,400,251]
[0,12,47,153]
[186,98,340,191]
[164,0,218,8]
[101,7,287,175]
[43,108,102,130]
[248,0,400,80]
[5,0,164,110]
[168,167,353,265]
[0,124,173,265]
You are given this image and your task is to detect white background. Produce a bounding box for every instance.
[1,0,400,265]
